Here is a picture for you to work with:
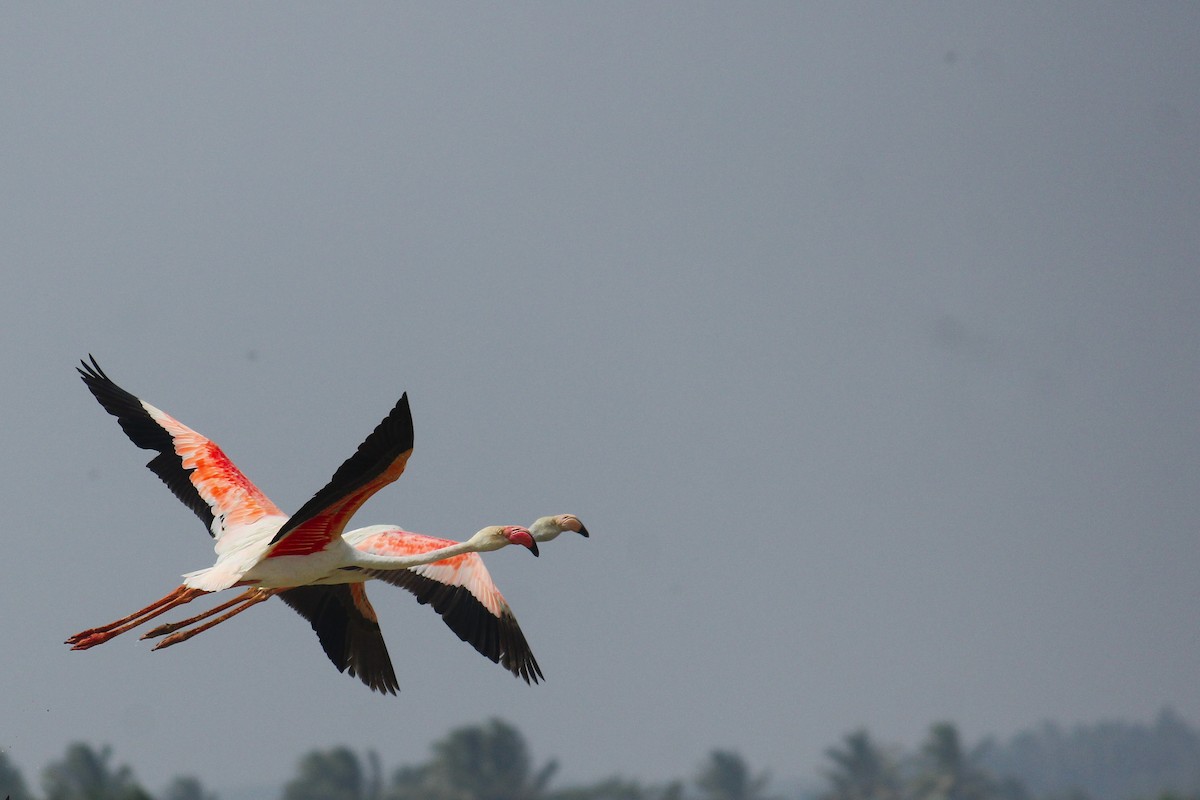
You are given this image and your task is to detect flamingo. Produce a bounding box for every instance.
[66,356,545,692]
[529,514,589,542]
[135,514,591,691]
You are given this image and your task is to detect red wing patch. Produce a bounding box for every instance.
[77,357,285,539]
[265,516,339,558]
[267,449,412,559]
[148,405,284,531]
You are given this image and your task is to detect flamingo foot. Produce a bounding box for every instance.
[69,631,119,650]
[141,620,183,639]
[65,586,207,649]
[151,631,190,650]
[66,629,100,646]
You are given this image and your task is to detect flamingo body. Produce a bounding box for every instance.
[70,356,546,693]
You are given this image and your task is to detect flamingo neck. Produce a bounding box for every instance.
[349,537,478,570]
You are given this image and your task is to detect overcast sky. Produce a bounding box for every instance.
[2,3,1197,797]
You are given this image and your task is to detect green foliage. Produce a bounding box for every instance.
[547,777,652,800]
[384,762,431,800]
[978,708,1200,800]
[819,723,1031,800]
[384,718,557,800]
[162,775,219,800]
[281,747,381,800]
[820,729,902,800]
[41,742,153,800]
[13,711,1200,800]
[0,749,34,800]
[910,723,999,800]
[695,751,771,800]
[547,777,683,800]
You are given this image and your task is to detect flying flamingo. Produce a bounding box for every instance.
[66,356,544,692]
[134,514,591,692]
[529,514,589,542]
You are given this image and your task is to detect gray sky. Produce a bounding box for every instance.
[2,3,1198,796]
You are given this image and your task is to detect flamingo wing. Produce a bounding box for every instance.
[352,530,542,684]
[367,564,543,684]
[267,393,413,558]
[278,583,399,695]
[78,356,286,539]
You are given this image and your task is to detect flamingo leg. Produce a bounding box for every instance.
[141,589,262,639]
[151,588,278,651]
[67,586,207,650]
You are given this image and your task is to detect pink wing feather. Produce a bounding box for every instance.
[352,529,543,684]
[78,357,287,540]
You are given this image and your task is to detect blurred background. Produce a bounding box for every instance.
[1,4,1197,800]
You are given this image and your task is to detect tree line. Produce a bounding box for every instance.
[2,711,1198,800]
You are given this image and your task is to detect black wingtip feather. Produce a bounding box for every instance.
[78,355,217,534]
[365,568,542,684]
[270,392,414,546]
[279,585,400,695]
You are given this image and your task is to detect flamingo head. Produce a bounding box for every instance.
[529,514,590,542]
[503,525,539,556]
[471,525,540,556]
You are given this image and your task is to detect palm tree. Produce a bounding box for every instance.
[695,750,770,800]
[389,719,556,800]
[283,747,378,800]
[820,730,902,800]
[41,742,152,800]
[911,723,996,800]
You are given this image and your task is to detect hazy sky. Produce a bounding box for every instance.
[3,4,1198,797]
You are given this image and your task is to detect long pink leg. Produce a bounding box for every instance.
[151,588,279,651]
[67,586,207,650]
[141,588,261,639]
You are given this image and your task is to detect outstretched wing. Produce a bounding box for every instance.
[355,530,543,685]
[266,393,413,558]
[78,356,286,540]
[278,584,399,694]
